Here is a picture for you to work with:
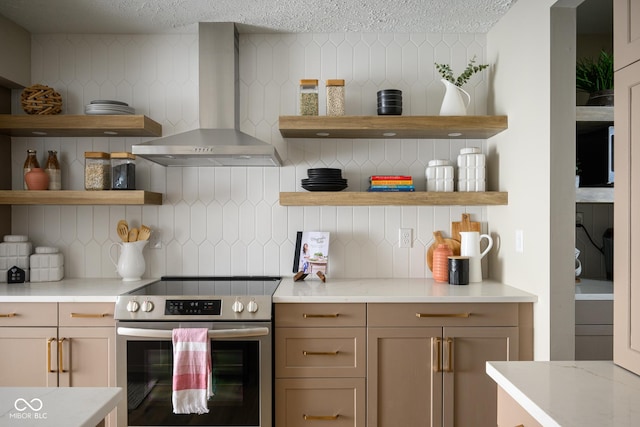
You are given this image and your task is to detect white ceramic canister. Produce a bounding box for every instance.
[457,147,486,192]
[426,160,454,192]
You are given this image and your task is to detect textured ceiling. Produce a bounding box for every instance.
[0,0,519,34]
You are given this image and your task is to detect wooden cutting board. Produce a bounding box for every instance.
[426,231,461,272]
[451,213,481,242]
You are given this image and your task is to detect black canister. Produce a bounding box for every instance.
[448,256,470,285]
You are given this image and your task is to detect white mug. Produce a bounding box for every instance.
[459,231,494,283]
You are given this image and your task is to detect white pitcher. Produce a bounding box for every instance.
[109,240,148,281]
[459,231,493,283]
[439,79,470,116]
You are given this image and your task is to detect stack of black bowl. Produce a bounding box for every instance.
[302,168,348,192]
[377,89,402,115]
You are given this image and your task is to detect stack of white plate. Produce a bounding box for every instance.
[85,100,135,115]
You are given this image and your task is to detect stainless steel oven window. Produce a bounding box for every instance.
[116,322,272,427]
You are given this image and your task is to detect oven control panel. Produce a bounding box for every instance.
[165,299,222,316]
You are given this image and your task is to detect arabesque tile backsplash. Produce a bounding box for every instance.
[11,32,490,279]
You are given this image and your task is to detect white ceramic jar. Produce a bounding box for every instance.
[426,160,454,192]
[457,147,486,192]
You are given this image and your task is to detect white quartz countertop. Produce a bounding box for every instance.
[273,278,537,303]
[0,278,158,302]
[486,361,640,427]
[0,387,122,426]
[575,278,613,300]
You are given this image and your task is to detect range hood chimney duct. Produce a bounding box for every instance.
[132,22,282,167]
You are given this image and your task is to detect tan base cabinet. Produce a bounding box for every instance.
[368,303,521,427]
[275,303,367,427]
[0,302,116,426]
[275,302,532,427]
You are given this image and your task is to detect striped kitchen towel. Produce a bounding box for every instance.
[172,328,213,414]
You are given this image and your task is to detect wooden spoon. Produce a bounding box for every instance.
[137,224,151,241]
[117,220,129,242]
[128,228,138,242]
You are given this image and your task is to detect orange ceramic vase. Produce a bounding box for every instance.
[25,167,50,190]
[432,243,453,282]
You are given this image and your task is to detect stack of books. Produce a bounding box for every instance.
[368,175,415,192]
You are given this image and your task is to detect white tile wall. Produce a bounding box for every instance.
[11,32,490,279]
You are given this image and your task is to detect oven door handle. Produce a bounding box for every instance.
[117,326,270,339]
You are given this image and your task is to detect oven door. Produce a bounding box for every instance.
[116,321,272,427]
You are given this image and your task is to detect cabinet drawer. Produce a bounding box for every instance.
[575,300,613,325]
[58,303,115,327]
[0,302,57,326]
[368,303,518,327]
[276,303,366,327]
[276,378,365,427]
[276,327,366,378]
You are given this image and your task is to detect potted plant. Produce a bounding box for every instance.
[434,56,489,115]
[576,50,614,106]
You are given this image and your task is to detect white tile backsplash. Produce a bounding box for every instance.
[12,31,490,279]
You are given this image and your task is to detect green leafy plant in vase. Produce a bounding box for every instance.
[576,50,613,106]
[434,56,489,115]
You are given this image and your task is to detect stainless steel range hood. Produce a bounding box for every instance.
[132,23,281,167]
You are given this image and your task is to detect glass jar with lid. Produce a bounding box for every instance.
[326,79,345,116]
[111,152,136,190]
[299,79,319,116]
[84,152,111,190]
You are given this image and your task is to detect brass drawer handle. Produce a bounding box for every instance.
[434,337,442,372]
[46,338,57,373]
[303,414,339,421]
[416,312,470,318]
[70,312,110,318]
[303,313,339,318]
[444,337,454,372]
[0,312,17,318]
[303,350,339,356]
[58,337,67,373]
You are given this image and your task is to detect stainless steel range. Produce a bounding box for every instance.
[114,276,281,427]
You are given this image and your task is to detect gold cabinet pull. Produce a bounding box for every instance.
[444,337,454,372]
[303,414,339,421]
[303,350,339,356]
[46,338,57,373]
[434,337,443,372]
[303,313,339,318]
[70,312,109,318]
[416,312,470,318]
[58,337,67,373]
[0,312,16,318]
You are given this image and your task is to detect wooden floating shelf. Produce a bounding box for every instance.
[576,187,614,203]
[0,114,162,137]
[0,190,163,205]
[279,115,508,139]
[279,191,508,206]
[576,106,613,122]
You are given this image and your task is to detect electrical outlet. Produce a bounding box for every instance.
[399,228,412,248]
[149,230,162,249]
[576,212,584,225]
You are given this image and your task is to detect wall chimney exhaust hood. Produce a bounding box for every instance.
[132,22,281,167]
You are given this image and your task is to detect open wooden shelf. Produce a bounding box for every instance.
[279,115,508,139]
[576,187,614,203]
[0,114,162,137]
[279,191,508,206]
[576,106,614,122]
[0,190,163,205]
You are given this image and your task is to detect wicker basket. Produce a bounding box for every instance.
[21,84,62,115]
